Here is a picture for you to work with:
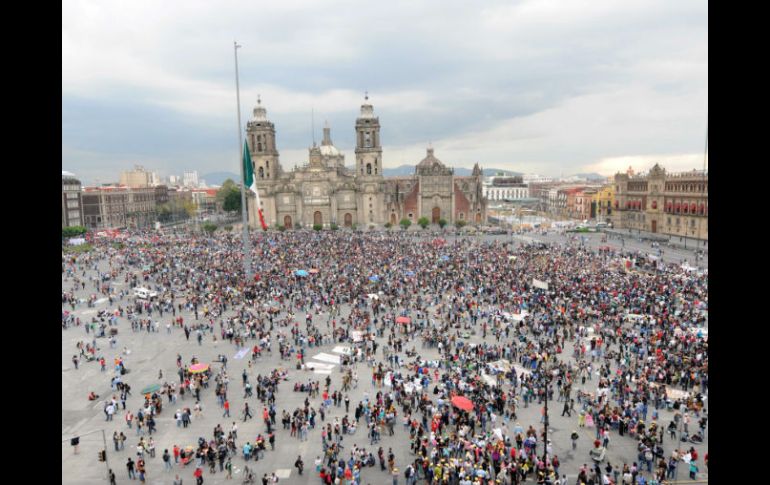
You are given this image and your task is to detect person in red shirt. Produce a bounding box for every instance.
[223,400,230,417]
[173,445,180,463]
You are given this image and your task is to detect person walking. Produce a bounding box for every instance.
[243,403,253,421]
[295,455,304,475]
[109,469,116,485]
[163,449,173,471]
[223,399,230,418]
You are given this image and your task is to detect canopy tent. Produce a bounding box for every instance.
[188,363,209,374]
[451,395,474,411]
[141,384,161,395]
[396,316,411,324]
[295,270,309,277]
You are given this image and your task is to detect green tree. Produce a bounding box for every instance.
[438,219,447,229]
[202,222,218,234]
[418,216,430,229]
[330,223,339,231]
[384,222,392,229]
[182,199,198,218]
[399,218,412,230]
[62,226,87,238]
[455,220,467,229]
[313,224,322,231]
[223,189,242,213]
[216,179,237,204]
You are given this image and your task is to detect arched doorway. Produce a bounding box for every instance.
[344,213,352,227]
[475,212,482,224]
[313,211,322,226]
[390,213,397,225]
[432,207,441,224]
[283,215,292,229]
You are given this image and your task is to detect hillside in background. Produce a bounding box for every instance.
[202,172,239,186]
[346,165,522,177]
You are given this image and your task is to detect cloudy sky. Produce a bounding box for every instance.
[63,0,707,184]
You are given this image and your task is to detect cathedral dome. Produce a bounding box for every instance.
[319,145,340,156]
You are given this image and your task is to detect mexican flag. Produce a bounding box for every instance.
[243,141,268,230]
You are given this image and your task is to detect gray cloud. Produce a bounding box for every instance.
[63,0,707,180]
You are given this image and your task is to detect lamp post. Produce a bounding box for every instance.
[541,353,552,464]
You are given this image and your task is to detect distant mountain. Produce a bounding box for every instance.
[345,164,521,177]
[571,172,607,181]
[202,172,239,186]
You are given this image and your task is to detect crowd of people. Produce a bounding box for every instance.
[63,229,707,484]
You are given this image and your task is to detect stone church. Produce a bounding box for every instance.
[245,96,487,229]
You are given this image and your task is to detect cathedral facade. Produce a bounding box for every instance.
[245,97,487,229]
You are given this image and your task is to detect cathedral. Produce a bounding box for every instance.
[245,96,487,229]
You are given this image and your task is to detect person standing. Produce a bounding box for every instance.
[127,457,136,480]
[73,355,79,369]
[223,399,230,418]
[163,449,172,471]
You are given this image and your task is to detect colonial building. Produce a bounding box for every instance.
[593,185,615,223]
[612,164,708,240]
[246,97,487,228]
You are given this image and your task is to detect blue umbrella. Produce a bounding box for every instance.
[404,270,415,276]
[295,270,309,277]
[369,275,380,282]
[440,255,450,261]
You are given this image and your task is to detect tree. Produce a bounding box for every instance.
[202,222,218,234]
[438,219,447,229]
[330,223,339,231]
[418,217,430,229]
[182,199,198,218]
[62,226,87,238]
[399,218,412,230]
[223,189,242,213]
[455,220,467,229]
[384,222,392,229]
[216,179,237,204]
[313,224,322,231]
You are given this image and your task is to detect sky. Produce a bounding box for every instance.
[62,0,708,185]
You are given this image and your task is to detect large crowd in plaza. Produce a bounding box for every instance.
[63,229,707,485]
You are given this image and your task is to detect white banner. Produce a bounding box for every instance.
[533,279,549,290]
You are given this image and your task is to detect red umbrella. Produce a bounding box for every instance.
[396,316,411,324]
[451,396,474,411]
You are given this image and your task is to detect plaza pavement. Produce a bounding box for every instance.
[63,234,707,484]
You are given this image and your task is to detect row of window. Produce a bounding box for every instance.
[665,182,707,193]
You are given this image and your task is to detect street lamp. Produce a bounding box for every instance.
[541,353,553,463]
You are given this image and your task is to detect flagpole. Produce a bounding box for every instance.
[234,41,252,278]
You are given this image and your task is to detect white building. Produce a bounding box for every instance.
[483,176,530,201]
[183,171,199,188]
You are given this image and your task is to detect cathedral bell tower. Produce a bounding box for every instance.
[354,93,384,225]
[354,93,382,179]
[245,96,281,180]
